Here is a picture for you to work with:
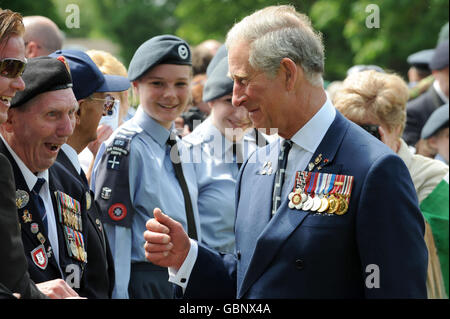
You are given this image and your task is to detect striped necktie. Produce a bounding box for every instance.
[32,178,47,233]
[271,140,293,216]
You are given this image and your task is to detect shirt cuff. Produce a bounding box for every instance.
[168,238,198,291]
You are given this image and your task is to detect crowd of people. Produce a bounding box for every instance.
[0,4,448,300]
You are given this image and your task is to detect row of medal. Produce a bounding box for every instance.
[55,191,87,263]
[288,171,354,215]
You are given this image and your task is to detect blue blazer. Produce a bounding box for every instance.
[184,111,428,299]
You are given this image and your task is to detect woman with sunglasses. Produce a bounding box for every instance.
[334,69,449,298]
[0,8,42,299]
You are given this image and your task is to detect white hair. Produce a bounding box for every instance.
[225,5,324,87]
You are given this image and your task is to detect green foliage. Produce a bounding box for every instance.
[3,0,449,81]
[0,0,62,25]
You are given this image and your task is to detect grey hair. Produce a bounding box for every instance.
[225,5,324,87]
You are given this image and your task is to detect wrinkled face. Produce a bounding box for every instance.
[78,92,109,143]
[228,41,286,134]
[210,94,252,142]
[5,88,78,173]
[134,64,191,129]
[0,35,26,124]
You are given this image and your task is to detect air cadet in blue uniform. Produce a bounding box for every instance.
[183,53,270,253]
[143,5,427,299]
[92,35,201,299]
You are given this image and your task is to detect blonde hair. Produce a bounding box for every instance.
[334,70,409,134]
[86,49,127,77]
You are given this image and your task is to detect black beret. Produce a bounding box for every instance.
[203,56,233,102]
[430,40,449,70]
[421,103,449,139]
[11,56,73,108]
[128,35,192,81]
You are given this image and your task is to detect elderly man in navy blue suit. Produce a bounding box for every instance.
[143,5,428,299]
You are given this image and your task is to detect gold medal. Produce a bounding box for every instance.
[327,194,338,214]
[335,195,349,215]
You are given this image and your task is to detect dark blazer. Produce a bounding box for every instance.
[0,152,46,299]
[403,85,445,146]
[0,139,88,291]
[183,111,428,299]
[55,150,115,298]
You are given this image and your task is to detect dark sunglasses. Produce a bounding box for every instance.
[0,58,27,78]
[360,124,381,140]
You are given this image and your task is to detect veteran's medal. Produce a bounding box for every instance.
[22,210,32,223]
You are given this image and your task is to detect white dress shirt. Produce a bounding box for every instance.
[0,134,61,268]
[168,98,337,290]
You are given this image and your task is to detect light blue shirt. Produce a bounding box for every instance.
[92,106,201,298]
[183,118,262,253]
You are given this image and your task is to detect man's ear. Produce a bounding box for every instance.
[75,100,84,125]
[25,41,40,58]
[280,58,299,91]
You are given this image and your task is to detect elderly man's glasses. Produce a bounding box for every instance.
[0,58,27,78]
[88,94,115,114]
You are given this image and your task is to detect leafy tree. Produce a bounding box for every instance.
[0,0,62,26]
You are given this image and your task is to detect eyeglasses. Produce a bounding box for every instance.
[360,124,381,140]
[0,58,27,78]
[88,94,115,114]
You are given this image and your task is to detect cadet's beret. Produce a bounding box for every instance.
[49,49,130,100]
[407,49,434,70]
[10,56,72,108]
[206,44,228,76]
[421,103,449,139]
[203,56,233,103]
[128,35,192,81]
[429,40,449,70]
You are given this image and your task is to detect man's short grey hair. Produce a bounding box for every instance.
[225,5,324,87]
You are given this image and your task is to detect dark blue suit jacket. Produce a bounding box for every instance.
[184,111,428,299]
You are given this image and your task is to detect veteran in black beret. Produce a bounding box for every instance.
[404,40,449,153]
[92,34,202,299]
[0,56,94,297]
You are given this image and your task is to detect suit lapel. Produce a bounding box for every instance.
[238,112,350,298]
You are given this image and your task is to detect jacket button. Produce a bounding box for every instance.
[295,259,304,270]
[237,250,241,260]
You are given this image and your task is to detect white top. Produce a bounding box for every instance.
[0,133,61,268]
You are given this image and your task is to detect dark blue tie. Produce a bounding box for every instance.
[32,178,47,233]
[271,139,293,216]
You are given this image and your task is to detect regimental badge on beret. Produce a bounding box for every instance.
[178,44,189,60]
